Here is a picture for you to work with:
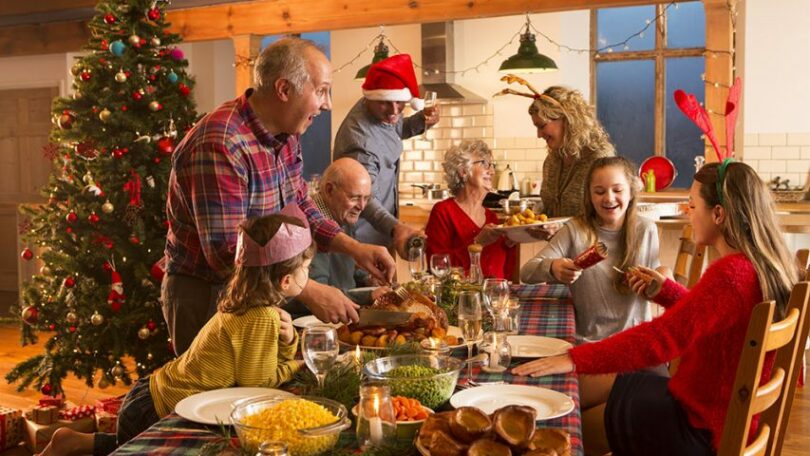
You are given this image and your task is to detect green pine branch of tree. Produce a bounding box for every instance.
[6,0,197,398]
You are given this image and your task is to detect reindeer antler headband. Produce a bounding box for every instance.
[493,74,562,109]
[674,77,741,162]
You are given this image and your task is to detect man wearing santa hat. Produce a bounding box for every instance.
[334,54,440,253]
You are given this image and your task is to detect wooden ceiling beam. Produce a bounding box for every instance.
[0,0,682,58]
[0,1,96,18]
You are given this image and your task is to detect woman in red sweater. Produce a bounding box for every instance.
[513,160,798,455]
[425,139,516,280]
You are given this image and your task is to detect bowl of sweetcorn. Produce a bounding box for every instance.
[231,396,350,455]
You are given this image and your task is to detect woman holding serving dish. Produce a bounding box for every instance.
[497,78,615,240]
[424,139,517,280]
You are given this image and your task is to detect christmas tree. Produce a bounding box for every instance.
[7,0,196,396]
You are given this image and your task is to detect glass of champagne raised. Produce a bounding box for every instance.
[301,325,338,391]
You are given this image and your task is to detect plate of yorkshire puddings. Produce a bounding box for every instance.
[415,404,571,456]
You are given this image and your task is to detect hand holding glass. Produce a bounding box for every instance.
[301,325,338,390]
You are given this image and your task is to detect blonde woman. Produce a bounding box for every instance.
[514,160,799,455]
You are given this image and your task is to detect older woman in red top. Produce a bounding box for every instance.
[425,140,516,280]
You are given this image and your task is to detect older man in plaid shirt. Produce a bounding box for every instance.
[163,38,396,355]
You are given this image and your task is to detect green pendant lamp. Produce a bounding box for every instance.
[355,38,390,81]
[499,15,557,74]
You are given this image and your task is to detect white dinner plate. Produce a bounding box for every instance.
[175,387,294,425]
[450,384,575,420]
[495,217,570,243]
[507,335,573,358]
[291,315,342,329]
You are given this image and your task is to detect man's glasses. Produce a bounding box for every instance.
[473,160,496,170]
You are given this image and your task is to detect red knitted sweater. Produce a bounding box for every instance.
[570,253,769,449]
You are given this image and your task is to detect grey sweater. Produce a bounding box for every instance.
[520,217,660,343]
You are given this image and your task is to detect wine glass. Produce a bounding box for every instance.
[430,253,451,280]
[482,278,510,330]
[408,246,427,281]
[301,325,338,391]
[422,91,438,140]
[457,290,482,378]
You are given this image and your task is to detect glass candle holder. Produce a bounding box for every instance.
[256,440,289,456]
[356,384,397,447]
[480,331,512,373]
[504,296,522,334]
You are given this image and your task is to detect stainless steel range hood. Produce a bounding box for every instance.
[420,22,486,102]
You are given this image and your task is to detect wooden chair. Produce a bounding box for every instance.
[796,249,809,386]
[673,224,706,288]
[717,281,810,456]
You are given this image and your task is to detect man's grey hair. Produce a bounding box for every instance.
[253,37,323,95]
[443,139,494,195]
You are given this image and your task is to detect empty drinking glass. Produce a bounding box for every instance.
[482,278,510,330]
[430,253,451,280]
[408,246,427,281]
[301,325,338,390]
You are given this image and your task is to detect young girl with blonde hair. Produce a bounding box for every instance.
[514,160,799,455]
[39,206,314,456]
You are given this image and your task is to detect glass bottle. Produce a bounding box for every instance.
[356,384,397,448]
[480,331,512,373]
[467,243,484,285]
[256,441,289,456]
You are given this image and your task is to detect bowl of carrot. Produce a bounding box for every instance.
[353,396,433,441]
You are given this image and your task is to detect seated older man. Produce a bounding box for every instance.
[285,158,390,318]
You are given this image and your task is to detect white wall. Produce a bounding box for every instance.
[744,0,810,134]
[0,53,70,94]
[177,40,235,115]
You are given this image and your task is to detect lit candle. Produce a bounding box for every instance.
[369,395,383,444]
[354,344,362,367]
[420,337,449,355]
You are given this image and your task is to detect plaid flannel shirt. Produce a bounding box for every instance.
[164,90,341,283]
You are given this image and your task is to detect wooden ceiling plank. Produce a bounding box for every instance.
[0,21,89,57]
[0,1,97,18]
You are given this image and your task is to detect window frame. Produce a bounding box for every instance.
[590,3,705,181]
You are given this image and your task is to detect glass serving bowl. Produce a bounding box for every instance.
[230,395,350,455]
[363,355,462,409]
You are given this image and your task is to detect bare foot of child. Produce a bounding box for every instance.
[36,427,94,456]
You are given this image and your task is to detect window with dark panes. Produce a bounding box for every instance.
[594,2,705,188]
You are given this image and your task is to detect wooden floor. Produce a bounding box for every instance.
[0,323,808,455]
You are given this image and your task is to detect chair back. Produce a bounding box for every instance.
[673,224,706,288]
[797,248,809,279]
[717,281,810,456]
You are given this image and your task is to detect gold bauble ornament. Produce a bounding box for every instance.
[138,327,151,339]
[151,37,161,46]
[115,70,127,83]
[128,34,141,45]
[40,265,51,276]
[70,63,82,76]
[66,311,78,323]
[99,108,112,123]
[91,312,104,326]
[101,201,114,214]
[148,101,161,112]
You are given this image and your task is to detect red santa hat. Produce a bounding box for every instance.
[362,54,424,111]
[111,271,122,286]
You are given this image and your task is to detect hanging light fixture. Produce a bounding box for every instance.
[499,15,557,74]
[355,35,390,81]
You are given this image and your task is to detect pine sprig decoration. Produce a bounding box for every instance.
[7,0,197,397]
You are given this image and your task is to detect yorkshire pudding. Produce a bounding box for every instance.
[492,405,537,448]
[427,429,467,456]
[448,406,493,443]
[528,428,571,456]
[418,411,453,448]
[467,438,513,456]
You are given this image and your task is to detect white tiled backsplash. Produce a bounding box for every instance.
[399,101,547,198]
[742,133,810,188]
[399,104,810,196]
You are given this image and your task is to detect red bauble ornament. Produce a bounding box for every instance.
[103,240,113,249]
[69,325,77,333]
[21,248,34,261]
[178,83,191,97]
[129,235,140,245]
[64,276,76,288]
[152,157,161,164]
[132,90,143,101]
[156,137,174,156]
[66,227,73,234]
[112,149,124,159]
[147,8,161,20]
[80,71,92,81]
[21,306,38,325]
[88,212,100,224]
[57,113,74,130]
[66,211,78,224]
[103,262,113,273]
[139,38,147,47]
[121,105,128,111]
[48,323,56,331]
[110,301,122,313]
[147,320,157,331]
[41,384,52,396]
[103,13,117,24]
[150,260,165,282]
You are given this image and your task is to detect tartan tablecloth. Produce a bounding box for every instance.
[113,283,581,455]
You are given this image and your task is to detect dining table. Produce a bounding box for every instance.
[111,283,582,455]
